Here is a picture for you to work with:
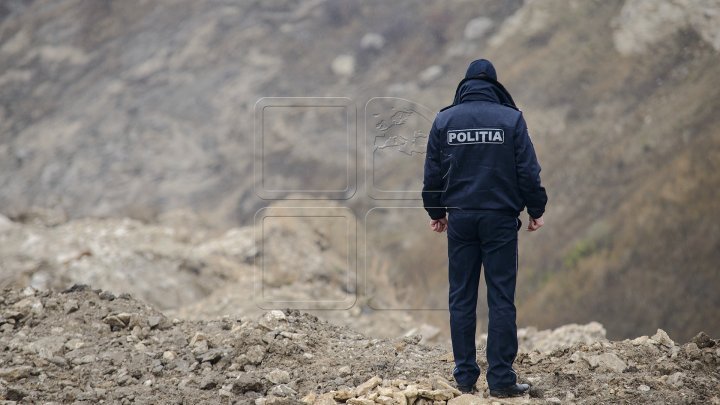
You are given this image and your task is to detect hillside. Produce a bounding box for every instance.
[1,0,719,342]
[485,0,720,342]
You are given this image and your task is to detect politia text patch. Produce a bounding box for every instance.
[447,128,504,145]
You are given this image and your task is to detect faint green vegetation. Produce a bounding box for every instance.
[562,220,611,270]
[563,239,597,269]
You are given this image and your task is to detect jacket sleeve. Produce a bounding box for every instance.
[422,120,447,220]
[514,114,548,219]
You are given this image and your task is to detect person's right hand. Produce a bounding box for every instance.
[430,217,448,233]
[527,215,544,232]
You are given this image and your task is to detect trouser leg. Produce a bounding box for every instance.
[480,215,519,389]
[447,213,483,387]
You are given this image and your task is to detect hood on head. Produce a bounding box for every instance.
[442,58,516,111]
[465,59,497,80]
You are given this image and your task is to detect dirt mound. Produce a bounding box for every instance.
[0,210,421,341]
[0,286,450,404]
[1,287,718,404]
[0,215,246,311]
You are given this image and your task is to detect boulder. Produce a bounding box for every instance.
[269,384,297,397]
[417,389,456,401]
[651,329,675,348]
[234,374,265,394]
[691,332,715,349]
[338,365,352,377]
[464,17,493,40]
[586,353,627,373]
[259,311,288,330]
[266,368,291,384]
[683,343,702,360]
[332,389,354,401]
[355,376,382,396]
[246,345,266,364]
[196,348,224,364]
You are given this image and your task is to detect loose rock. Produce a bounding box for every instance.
[355,376,382,396]
[448,394,484,405]
[266,368,291,384]
[692,331,715,349]
[586,352,627,373]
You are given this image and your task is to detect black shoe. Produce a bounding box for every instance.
[489,383,530,398]
[457,384,475,394]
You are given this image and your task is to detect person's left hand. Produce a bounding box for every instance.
[430,217,448,233]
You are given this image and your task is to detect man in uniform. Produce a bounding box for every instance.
[422,59,547,398]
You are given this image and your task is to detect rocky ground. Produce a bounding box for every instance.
[0,209,425,341]
[1,287,718,404]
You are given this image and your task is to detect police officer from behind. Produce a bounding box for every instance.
[422,59,547,398]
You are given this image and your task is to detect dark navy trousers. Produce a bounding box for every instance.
[447,211,519,390]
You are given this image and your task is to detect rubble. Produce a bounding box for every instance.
[0,288,718,404]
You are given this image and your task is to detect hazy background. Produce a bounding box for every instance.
[1,0,719,342]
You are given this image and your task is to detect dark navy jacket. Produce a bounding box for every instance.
[422,59,547,220]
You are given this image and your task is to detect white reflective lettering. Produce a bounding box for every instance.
[447,129,504,145]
